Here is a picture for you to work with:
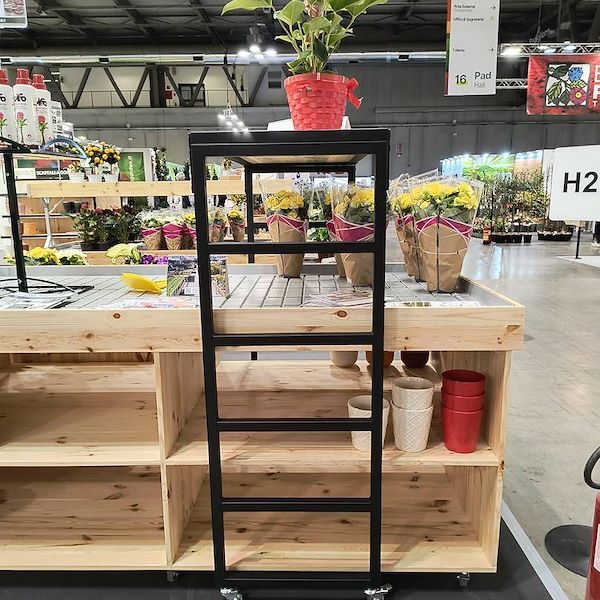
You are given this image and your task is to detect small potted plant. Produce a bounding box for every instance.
[67,160,86,182]
[209,207,227,242]
[102,143,122,182]
[73,204,100,250]
[222,0,387,130]
[183,212,197,248]
[227,208,246,242]
[140,212,167,250]
[84,141,107,182]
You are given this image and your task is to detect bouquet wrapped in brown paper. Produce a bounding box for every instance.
[208,207,227,242]
[318,186,346,278]
[162,215,185,250]
[227,208,246,242]
[263,188,308,278]
[183,213,196,248]
[331,184,380,287]
[412,179,483,292]
[139,212,166,250]
[389,177,421,279]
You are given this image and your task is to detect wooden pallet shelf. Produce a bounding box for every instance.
[167,360,498,470]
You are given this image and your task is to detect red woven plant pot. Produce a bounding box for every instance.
[284,73,361,130]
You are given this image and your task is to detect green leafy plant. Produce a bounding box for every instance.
[222,0,388,74]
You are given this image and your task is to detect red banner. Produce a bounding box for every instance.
[527,54,600,115]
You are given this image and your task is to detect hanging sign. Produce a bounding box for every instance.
[527,55,600,115]
[445,0,500,96]
[0,0,28,28]
[550,145,600,220]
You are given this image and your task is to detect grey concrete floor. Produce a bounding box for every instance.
[456,234,600,600]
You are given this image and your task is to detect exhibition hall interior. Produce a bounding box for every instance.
[0,1,600,599]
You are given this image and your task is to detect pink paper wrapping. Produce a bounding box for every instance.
[162,223,184,250]
[332,214,374,286]
[141,226,164,250]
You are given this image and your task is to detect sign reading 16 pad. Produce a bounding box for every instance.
[550,145,600,221]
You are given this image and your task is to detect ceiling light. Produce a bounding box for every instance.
[249,44,261,54]
[501,46,522,56]
[231,114,239,120]
[544,47,556,54]
[232,126,239,132]
[238,121,244,127]
[225,120,232,126]
[243,127,249,132]
[255,53,264,61]
[265,48,277,56]
[217,113,225,120]
[563,42,576,52]
[238,49,250,58]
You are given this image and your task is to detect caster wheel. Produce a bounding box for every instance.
[365,583,392,600]
[457,572,470,588]
[220,588,243,600]
[166,571,179,583]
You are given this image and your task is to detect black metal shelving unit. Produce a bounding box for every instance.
[189,129,390,600]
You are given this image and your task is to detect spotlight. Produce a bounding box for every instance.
[243,127,249,132]
[563,42,576,53]
[231,114,239,121]
[544,47,556,54]
[501,46,522,56]
[265,48,277,56]
[249,43,261,54]
[217,113,225,120]
[237,49,251,57]
[225,120,232,126]
[255,53,264,61]
[238,121,244,128]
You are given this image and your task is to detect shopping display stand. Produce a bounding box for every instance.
[189,129,391,600]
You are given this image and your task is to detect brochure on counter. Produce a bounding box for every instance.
[0,291,76,310]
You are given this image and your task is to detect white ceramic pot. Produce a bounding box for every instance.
[68,172,85,182]
[392,403,433,453]
[391,376,434,411]
[103,173,119,182]
[330,350,358,368]
[87,173,103,183]
[347,395,390,452]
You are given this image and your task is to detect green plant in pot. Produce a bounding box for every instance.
[222,0,388,130]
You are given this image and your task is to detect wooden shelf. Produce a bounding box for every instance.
[173,470,495,573]
[0,466,167,570]
[166,361,499,470]
[0,363,160,466]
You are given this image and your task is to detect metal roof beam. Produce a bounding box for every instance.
[188,0,227,48]
[113,0,156,39]
[33,0,99,43]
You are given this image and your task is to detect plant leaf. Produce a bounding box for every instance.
[221,0,271,13]
[275,0,305,26]
[344,0,387,17]
[307,16,330,32]
[275,34,295,44]
[552,64,569,78]
[313,36,330,63]
[327,12,343,31]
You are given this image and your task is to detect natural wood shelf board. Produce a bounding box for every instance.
[0,466,167,570]
[0,363,159,466]
[174,471,493,573]
[167,361,498,469]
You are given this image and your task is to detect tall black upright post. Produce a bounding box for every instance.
[575,226,582,259]
[4,152,28,292]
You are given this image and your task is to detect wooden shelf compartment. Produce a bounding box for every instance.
[166,360,501,470]
[0,362,160,466]
[167,466,499,573]
[0,466,167,570]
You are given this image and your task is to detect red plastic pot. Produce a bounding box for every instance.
[284,73,362,130]
[442,369,485,396]
[441,390,484,412]
[442,404,483,453]
[400,351,430,369]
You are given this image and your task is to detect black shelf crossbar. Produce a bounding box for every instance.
[214,333,373,347]
[207,241,376,255]
[190,128,390,591]
[221,497,372,512]
[217,417,372,432]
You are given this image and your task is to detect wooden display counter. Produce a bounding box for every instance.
[0,265,523,574]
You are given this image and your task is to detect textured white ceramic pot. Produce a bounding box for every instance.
[330,351,359,368]
[392,403,433,452]
[392,376,434,410]
[347,395,390,452]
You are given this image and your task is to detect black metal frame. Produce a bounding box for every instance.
[189,129,390,592]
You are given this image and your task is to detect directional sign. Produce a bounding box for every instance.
[550,145,600,221]
[445,0,500,96]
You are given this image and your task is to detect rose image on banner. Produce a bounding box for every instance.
[331,184,386,287]
[262,187,309,278]
[527,55,600,115]
[411,179,482,293]
[318,185,346,277]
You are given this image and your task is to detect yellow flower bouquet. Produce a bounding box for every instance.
[331,184,384,286]
[262,187,309,278]
[411,178,483,292]
[208,207,227,243]
[227,208,246,242]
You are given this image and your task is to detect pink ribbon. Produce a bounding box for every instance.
[266,213,308,234]
[326,219,337,240]
[346,78,362,109]
[415,216,473,238]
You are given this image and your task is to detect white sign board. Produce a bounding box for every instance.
[550,145,600,220]
[446,0,499,96]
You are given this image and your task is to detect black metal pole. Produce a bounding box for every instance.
[575,226,582,259]
[4,152,28,292]
[244,164,255,264]
[191,146,227,584]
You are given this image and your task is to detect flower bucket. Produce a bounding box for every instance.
[162,223,184,250]
[266,213,307,278]
[141,227,164,250]
[394,214,421,279]
[284,73,361,130]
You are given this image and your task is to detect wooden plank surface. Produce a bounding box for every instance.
[0,466,167,570]
[174,471,493,572]
[167,360,498,470]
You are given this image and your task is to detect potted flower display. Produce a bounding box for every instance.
[331,184,380,286]
[227,208,246,242]
[411,180,482,292]
[139,212,166,250]
[209,207,227,242]
[390,182,421,279]
[102,143,122,182]
[67,160,86,182]
[183,212,197,248]
[163,214,185,250]
[222,0,388,130]
[73,204,100,250]
[263,188,308,278]
[318,186,345,277]
[84,141,121,182]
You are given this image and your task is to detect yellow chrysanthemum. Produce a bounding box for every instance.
[264,190,305,213]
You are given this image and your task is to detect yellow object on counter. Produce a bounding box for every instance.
[121,273,167,294]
